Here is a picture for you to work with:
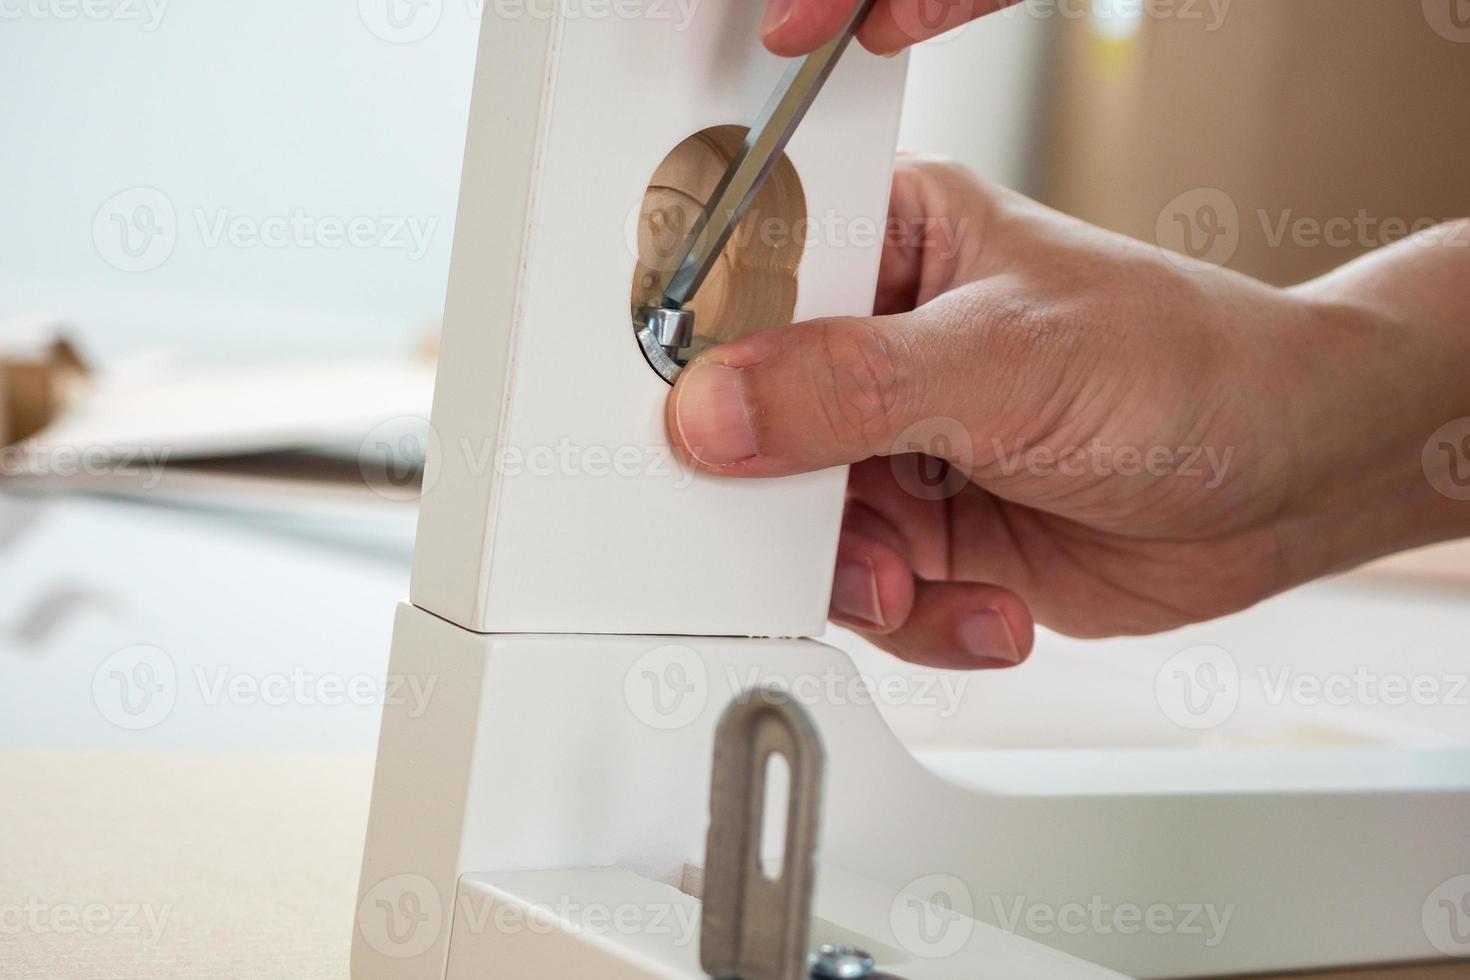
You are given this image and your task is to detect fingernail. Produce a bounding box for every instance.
[830,560,884,629]
[674,362,758,466]
[761,0,794,39]
[958,610,1022,664]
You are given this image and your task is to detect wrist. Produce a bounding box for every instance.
[1274,284,1470,582]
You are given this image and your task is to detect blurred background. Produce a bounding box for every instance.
[3,2,1470,976]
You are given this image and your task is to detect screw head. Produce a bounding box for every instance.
[809,944,875,979]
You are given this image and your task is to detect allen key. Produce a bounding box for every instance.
[636,0,881,383]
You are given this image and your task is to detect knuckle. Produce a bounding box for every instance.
[803,318,909,450]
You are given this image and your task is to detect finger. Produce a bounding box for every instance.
[856,578,1034,671]
[840,497,916,567]
[859,0,1021,54]
[828,531,916,633]
[668,295,1001,477]
[847,460,952,578]
[762,0,864,57]
[879,154,994,314]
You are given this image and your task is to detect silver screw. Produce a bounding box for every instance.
[809,944,875,979]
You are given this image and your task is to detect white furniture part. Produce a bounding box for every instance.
[355,5,1470,979]
[408,1,907,638]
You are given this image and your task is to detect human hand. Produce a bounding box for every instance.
[761,0,1015,56]
[667,155,1470,669]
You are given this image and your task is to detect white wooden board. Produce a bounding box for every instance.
[409,4,909,637]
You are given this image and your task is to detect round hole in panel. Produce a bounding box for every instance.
[629,125,807,383]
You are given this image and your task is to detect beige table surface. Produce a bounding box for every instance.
[1,748,374,980]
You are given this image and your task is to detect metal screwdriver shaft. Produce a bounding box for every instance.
[659,0,880,316]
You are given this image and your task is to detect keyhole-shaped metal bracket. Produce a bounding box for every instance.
[700,689,826,980]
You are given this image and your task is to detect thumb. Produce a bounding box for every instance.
[668,312,972,478]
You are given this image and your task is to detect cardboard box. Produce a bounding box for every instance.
[1043,0,1470,285]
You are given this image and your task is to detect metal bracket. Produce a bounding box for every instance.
[634,305,694,385]
[700,689,826,980]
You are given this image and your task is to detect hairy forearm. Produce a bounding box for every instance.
[1281,220,1470,579]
